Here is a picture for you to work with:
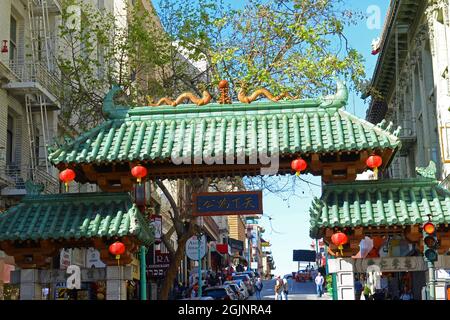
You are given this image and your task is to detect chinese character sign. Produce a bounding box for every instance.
[192,191,263,216]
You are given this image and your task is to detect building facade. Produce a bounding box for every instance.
[366,0,450,182]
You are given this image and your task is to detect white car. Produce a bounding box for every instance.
[224,280,249,300]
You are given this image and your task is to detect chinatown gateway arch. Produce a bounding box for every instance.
[0,78,448,300]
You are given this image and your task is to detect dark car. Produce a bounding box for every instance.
[203,286,237,300]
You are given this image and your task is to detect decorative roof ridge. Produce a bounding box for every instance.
[101,81,349,120]
[322,177,440,192]
[22,191,132,203]
[340,110,402,143]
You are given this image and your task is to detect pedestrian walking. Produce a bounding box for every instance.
[314,272,324,297]
[274,276,283,300]
[282,277,289,300]
[254,277,263,300]
[354,277,363,300]
[363,282,372,300]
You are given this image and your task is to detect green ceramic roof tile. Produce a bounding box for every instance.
[309,178,450,238]
[0,192,153,245]
[48,82,401,165]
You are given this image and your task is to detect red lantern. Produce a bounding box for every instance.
[131,164,147,185]
[1,40,8,53]
[366,154,382,180]
[331,232,348,256]
[291,158,307,176]
[109,241,126,264]
[59,168,76,192]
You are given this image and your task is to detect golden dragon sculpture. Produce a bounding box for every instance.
[147,97,175,106]
[147,90,212,107]
[172,90,212,106]
[237,83,298,104]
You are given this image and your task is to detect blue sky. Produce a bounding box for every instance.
[258,0,389,276]
[153,0,389,275]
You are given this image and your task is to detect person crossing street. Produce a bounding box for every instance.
[255,277,263,300]
[314,272,324,298]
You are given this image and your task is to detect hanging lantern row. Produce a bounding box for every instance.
[59,168,76,192]
[131,164,148,185]
[331,231,348,256]
[291,158,307,176]
[366,154,382,180]
[109,241,126,266]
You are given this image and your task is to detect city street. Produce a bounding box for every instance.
[248,279,332,301]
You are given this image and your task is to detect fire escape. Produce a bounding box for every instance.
[1,0,61,195]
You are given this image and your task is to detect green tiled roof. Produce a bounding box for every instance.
[309,178,450,238]
[48,82,401,166]
[0,192,153,245]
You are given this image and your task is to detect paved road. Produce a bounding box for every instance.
[248,279,332,300]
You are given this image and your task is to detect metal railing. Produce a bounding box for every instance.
[8,60,60,99]
[397,118,416,139]
[3,164,59,194]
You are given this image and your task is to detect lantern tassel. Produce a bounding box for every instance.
[65,182,68,192]
[137,177,141,185]
[296,171,300,176]
[338,244,343,256]
[116,254,120,266]
[374,167,378,180]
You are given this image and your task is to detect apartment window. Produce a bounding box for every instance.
[6,115,14,165]
[9,16,17,61]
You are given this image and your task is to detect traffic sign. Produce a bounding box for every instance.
[186,235,206,260]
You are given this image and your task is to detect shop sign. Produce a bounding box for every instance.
[85,247,106,268]
[60,249,72,270]
[131,256,140,280]
[192,191,263,216]
[66,265,81,289]
[344,256,427,273]
[228,238,243,252]
[147,252,171,278]
[150,214,162,244]
[186,235,206,260]
[71,248,85,267]
[216,244,230,255]
[39,268,107,283]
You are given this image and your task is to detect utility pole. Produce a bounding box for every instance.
[197,234,203,298]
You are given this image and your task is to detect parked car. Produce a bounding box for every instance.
[231,274,254,294]
[224,283,243,300]
[224,280,249,300]
[203,286,237,300]
[181,297,214,300]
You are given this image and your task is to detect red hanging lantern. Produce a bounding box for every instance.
[1,40,8,53]
[109,241,126,265]
[331,232,348,256]
[131,164,147,185]
[366,154,382,180]
[59,168,76,192]
[291,158,307,176]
